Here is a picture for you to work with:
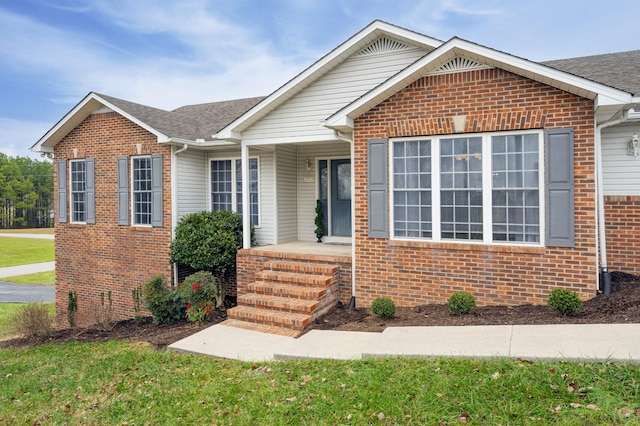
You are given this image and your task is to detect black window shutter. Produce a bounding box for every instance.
[150,154,163,227]
[545,128,575,247]
[117,156,129,225]
[85,159,96,224]
[57,159,67,223]
[368,138,389,238]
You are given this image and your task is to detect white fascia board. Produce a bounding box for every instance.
[326,38,633,127]
[215,20,444,138]
[213,129,242,142]
[31,92,171,152]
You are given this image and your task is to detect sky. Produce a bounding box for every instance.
[1,0,639,158]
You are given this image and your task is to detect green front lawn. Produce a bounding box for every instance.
[0,237,54,267]
[2,271,55,285]
[1,342,639,424]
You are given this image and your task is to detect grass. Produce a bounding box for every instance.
[1,342,639,424]
[2,271,55,285]
[0,228,53,235]
[0,303,54,336]
[0,237,54,267]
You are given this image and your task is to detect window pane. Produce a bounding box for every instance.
[491,134,540,243]
[70,161,87,222]
[132,157,152,225]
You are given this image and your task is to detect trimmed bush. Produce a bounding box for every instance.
[142,275,186,325]
[169,210,254,279]
[448,291,476,316]
[548,288,582,316]
[371,297,396,318]
[178,271,225,324]
[9,303,54,338]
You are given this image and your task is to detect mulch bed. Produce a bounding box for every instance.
[2,272,639,350]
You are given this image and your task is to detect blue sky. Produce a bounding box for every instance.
[1,0,639,158]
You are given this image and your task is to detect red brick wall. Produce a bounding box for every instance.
[54,112,173,328]
[604,195,640,275]
[353,68,597,307]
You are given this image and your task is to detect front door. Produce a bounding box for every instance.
[319,159,351,237]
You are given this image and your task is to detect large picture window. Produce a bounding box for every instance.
[70,160,87,223]
[211,158,259,226]
[391,131,541,245]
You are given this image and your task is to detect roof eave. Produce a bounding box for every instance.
[216,20,444,139]
[325,38,633,129]
[31,92,171,152]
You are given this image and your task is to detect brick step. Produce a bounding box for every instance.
[255,270,333,287]
[266,261,339,276]
[246,281,328,299]
[227,305,311,331]
[238,293,319,314]
[221,319,301,338]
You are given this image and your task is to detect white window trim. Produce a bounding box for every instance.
[389,130,545,246]
[315,156,353,242]
[131,155,152,227]
[69,159,86,224]
[208,156,261,228]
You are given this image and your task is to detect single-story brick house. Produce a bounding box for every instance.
[32,21,640,335]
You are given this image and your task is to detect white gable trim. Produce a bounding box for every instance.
[325,38,634,131]
[31,92,171,153]
[215,20,443,141]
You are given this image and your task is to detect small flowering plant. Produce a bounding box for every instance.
[178,271,223,324]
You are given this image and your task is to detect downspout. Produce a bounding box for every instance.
[335,130,357,309]
[172,144,189,286]
[596,110,629,295]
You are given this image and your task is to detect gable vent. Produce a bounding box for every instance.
[357,38,409,56]
[428,57,491,75]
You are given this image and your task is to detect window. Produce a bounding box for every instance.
[132,157,152,225]
[70,160,87,223]
[211,158,259,226]
[391,131,541,244]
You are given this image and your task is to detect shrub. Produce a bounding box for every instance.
[448,291,476,315]
[169,210,254,279]
[178,271,225,324]
[67,291,78,328]
[92,291,113,331]
[142,275,186,324]
[371,297,396,318]
[9,303,54,338]
[548,288,582,316]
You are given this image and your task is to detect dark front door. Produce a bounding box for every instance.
[330,159,351,237]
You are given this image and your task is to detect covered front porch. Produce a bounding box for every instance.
[227,241,353,337]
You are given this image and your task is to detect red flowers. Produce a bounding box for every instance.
[192,282,201,292]
[186,303,192,311]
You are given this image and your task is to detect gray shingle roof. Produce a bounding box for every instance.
[96,93,264,141]
[542,50,640,96]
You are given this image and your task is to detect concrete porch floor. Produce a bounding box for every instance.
[250,241,352,257]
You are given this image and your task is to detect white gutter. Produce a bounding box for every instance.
[334,130,357,308]
[595,109,630,294]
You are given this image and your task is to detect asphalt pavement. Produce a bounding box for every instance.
[0,282,54,303]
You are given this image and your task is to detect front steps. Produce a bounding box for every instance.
[224,260,339,337]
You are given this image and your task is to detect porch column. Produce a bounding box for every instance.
[241,142,251,249]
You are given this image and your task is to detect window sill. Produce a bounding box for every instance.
[388,238,545,254]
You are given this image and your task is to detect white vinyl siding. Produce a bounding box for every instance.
[276,145,298,243]
[602,123,640,195]
[175,149,208,221]
[242,47,428,143]
[297,142,351,241]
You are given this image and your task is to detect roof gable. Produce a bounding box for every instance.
[215,20,443,141]
[325,38,635,131]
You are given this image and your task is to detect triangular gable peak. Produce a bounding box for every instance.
[215,20,443,141]
[31,92,172,153]
[325,38,635,132]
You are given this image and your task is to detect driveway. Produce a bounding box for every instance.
[0,282,54,303]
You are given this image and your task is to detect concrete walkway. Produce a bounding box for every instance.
[0,262,55,279]
[169,323,640,363]
[0,233,54,240]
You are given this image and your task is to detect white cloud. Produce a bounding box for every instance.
[0,118,52,158]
